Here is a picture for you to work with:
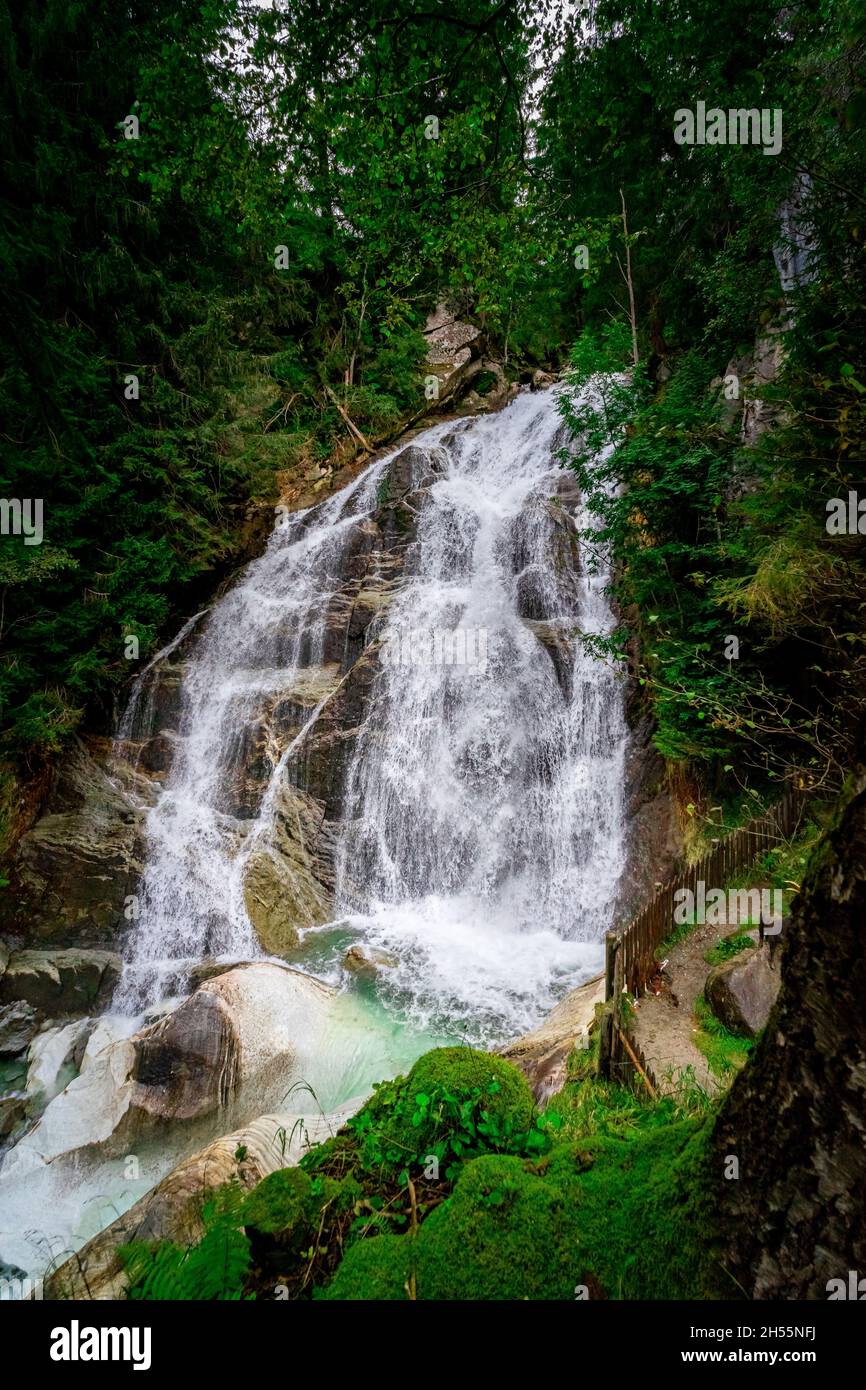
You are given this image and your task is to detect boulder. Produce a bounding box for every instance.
[706,946,780,1038]
[342,944,398,979]
[44,1100,364,1300]
[131,986,240,1124]
[498,974,605,1100]
[531,368,556,390]
[0,949,121,1018]
[0,1002,40,1057]
[25,1019,93,1108]
[186,958,240,990]
[0,963,338,1174]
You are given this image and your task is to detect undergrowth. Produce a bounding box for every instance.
[119,1043,734,1302]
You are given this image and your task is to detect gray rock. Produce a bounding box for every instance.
[342,944,398,979]
[0,1001,40,1056]
[0,1095,27,1143]
[44,1102,365,1300]
[706,946,780,1038]
[0,949,121,1017]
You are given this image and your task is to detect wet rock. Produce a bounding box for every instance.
[44,1100,364,1300]
[186,958,240,990]
[241,782,335,956]
[498,975,605,1101]
[0,949,121,1018]
[132,987,240,1123]
[0,1095,26,1143]
[0,964,339,1177]
[0,1002,40,1057]
[0,741,144,946]
[342,944,398,978]
[25,1018,93,1109]
[706,945,779,1038]
[531,368,556,390]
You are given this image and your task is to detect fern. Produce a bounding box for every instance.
[121,1184,253,1301]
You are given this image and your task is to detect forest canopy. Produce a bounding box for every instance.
[0,0,864,804]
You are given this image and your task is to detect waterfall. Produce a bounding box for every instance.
[115,386,627,1047]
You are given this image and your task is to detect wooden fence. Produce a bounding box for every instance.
[604,784,808,1003]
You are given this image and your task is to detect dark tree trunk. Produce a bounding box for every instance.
[714,772,866,1298]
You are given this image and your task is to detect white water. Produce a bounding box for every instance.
[116,385,626,1045]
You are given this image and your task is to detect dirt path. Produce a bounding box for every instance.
[630,922,727,1097]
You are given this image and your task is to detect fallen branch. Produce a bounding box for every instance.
[323,383,372,453]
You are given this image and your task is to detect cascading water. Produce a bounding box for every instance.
[0,384,628,1285]
[332,391,626,1039]
[116,385,627,1047]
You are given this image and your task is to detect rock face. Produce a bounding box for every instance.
[715,771,866,1298]
[44,1100,364,1300]
[241,782,335,956]
[705,946,779,1038]
[498,974,604,1100]
[0,1002,40,1056]
[26,1018,92,1107]
[0,741,145,947]
[617,707,684,923]
[423,303,481,401]
[0,949,120,1018]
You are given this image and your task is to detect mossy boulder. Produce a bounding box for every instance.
[348,1047,536,1177]
[241,1166,359,1254]
[414,1153,583,1299]
[318,1234,412,1301]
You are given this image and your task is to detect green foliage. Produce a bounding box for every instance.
[322,1122,731,1301]
[694,995,755,1075]
[122,1184,252,1301]
[704,932,756,968]
[123,1043,733,1303]
[345,1046,539,1183]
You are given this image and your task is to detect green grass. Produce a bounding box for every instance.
[704,930,756,967]
[693,995,754,1078]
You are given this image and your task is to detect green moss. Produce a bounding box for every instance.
[412,1153,583,1300]
[346,1046,536,1181]
[241,1166,360,1251]
[322,1120,732,1302]
[317,1235,412,1301]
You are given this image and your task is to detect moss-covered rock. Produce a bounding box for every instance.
[317,1234,412,1301]
[347,1047,536,1179]
[413,1153,583,1299]
[241,1166,360,1254]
